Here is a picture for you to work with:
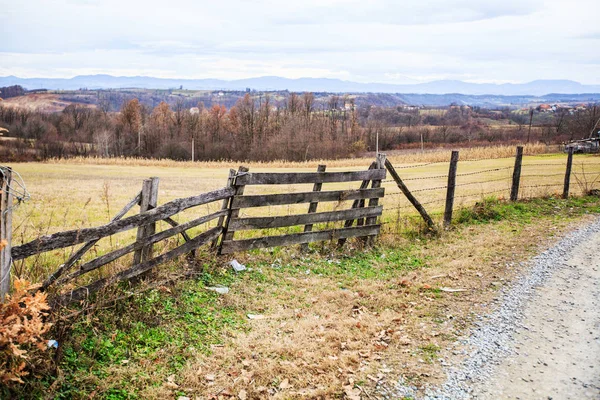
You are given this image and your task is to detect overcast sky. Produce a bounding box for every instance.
[1,0,599,84]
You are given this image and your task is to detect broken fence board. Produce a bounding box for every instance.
[235,169,386,185]
[231,187,384,209]
[12,187,234,260]
[57,226,223,304]
[41,191,142,290]
[229,206,383,231]
[56,210,228,285]
[220,224,380,254]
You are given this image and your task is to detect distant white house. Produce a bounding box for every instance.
[189,107,200,115]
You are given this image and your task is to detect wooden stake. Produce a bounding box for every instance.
[563,147,574,199]
[444,150,459,227]
[510,146,523,201]
[384,158,436,232]
[0,168,13,301]
[301,164,326,251]
[133,177,159,266]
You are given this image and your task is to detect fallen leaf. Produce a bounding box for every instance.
[238,389,247,400]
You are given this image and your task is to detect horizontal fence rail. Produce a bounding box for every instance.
[221,225,380,254]
[12,187,234,260]
[231,188,385,208]
[235,169,386,185]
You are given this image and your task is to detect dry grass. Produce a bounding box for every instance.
[74,208,596,399]
[43,143,551,169]
[5,150,600,398]
[8,148,600,286]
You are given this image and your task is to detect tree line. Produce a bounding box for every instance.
[0,92,598,162]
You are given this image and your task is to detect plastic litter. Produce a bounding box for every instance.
[230,259,246,272]
[206,285,229,294]
[47,340,58,349]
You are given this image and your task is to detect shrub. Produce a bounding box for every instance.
[0,274,52,384]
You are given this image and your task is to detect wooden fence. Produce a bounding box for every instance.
[1,147,595,302]
[1,157,387,302]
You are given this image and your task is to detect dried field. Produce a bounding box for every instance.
[9,144,600,285]
[5,145,600,399]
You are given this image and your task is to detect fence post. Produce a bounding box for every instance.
[301,164,326,251]
[365,154,386,245]
[133,177,159,266]
[212,169,237,249]
[218,166,249,255]
[444,150,459,227]
[510,146,523,201]
[384,158,436,232]
[563,147,574,199]
[1,168,13,301]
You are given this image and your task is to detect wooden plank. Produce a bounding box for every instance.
[220,224,380,254]
[235,169,386,185]
[134,177,159,265]
[218,166,249,255]
[42,191,142,290]
[230,206,383,231]
[384,158,436,232]
[301,164,326,251]
[364,154,386,245]
[231,187,385,209]
[212,168,236,248]
[444,150,459,227]
[12,186,235,260]
[56,226,223,304]
[57,210,227,285]
[510,146,523,201]
[338,162,377,247]
[0,168,13,301]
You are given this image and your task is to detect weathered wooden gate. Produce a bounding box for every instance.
[219,154,387,254]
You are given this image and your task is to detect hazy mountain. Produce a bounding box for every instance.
[2,75,600,96]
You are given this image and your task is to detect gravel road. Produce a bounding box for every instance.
[393,217,600,400]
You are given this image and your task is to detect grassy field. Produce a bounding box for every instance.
[9,145,600,284]
[4,145,600,399]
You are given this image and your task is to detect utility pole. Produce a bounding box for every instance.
[527,108,534,143]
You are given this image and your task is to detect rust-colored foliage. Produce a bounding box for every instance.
[0,278,52,384]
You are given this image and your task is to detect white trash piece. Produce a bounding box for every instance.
[229,259,247,272]
[206,285,229,295]
[47,340,58,349]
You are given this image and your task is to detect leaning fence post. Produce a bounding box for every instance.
[1,168,13,301]
[563,147,574,199]
[218,166,249,255]
[301,164,326,251]
[510,146,523,201]
[384,158,436,232]
[444,150,459,227]
[133,177,159,266]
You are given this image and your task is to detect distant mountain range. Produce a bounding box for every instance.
[2,75,600,97]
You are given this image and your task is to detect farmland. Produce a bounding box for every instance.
[4,145,600,399]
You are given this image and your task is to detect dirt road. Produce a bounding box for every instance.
[473,225,600,399]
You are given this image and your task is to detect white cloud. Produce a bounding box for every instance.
[1,0,599,83]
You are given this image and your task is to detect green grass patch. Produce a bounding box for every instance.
[455,195,600,225]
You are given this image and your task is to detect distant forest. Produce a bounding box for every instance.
[0,85,599,162]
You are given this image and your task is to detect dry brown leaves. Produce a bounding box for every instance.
[0,278,52,384]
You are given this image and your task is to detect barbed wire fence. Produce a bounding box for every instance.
[378,147,600,236]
